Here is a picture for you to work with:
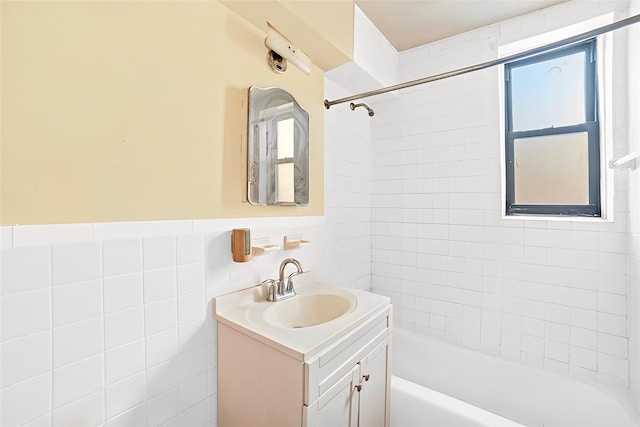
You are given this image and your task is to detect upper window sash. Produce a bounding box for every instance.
[505,39,598,133]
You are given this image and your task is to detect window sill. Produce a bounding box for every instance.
[502,214,612,223]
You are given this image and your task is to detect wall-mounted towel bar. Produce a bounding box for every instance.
[609,151,639,170]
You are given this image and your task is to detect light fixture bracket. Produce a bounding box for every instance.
[264,23,311,75]
[267,50,287,73]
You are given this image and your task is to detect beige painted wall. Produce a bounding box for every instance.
[1,1,331,225]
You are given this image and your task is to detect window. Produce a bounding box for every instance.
[504,39,600,217]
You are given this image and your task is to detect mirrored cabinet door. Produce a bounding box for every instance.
[247,86,309,206]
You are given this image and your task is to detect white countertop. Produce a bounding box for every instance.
[213,271,391,361]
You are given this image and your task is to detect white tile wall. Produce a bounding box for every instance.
[51,242,101,286]
[52,280,102,328]
[52,354,104,409]
[1,288,50,341]
[105,340,145,386]
[1,331,51,388]
[52,318,102,369]
[322,75,374,290]
[103,238,142,277]
[105,308,144,350]
[106,372,146,420]
[1,373,51,426]
[0,245,50,295]
[105,403,146,427]
[0,212,368,426]
[104,273,143,313]
[627,0,640,413]
[370,0,634,387]
[144,269,177,303]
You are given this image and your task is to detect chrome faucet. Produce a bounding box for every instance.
[267,258,304,302]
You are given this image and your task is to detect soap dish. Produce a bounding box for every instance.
[252,244,281,255]
[283,236,311,250]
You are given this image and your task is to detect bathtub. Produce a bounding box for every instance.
[390,328,639,427]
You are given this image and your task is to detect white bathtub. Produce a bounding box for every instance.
[390,328,639,427]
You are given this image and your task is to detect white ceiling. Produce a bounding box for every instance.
[355,0,569,51]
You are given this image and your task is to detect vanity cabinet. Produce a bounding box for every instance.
[304,337,390,427]
[217,303,392,427]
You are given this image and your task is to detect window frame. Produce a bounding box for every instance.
[504,38,601,217]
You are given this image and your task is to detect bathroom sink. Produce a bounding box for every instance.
[246,289,357,329]
[214,271,391,358]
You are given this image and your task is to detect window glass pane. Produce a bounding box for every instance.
[277,162,295,203]
[511,50,586,131]
[277,118,294,159]
[514,132,589,205]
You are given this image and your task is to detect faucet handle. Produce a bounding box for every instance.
[261,279,277,302]
[286,272,299,292]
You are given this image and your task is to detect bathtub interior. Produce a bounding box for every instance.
[391,328,640,427]
[391,375,525,427]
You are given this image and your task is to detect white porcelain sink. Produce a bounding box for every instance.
[214,271,391,358]
[247,289,357,329]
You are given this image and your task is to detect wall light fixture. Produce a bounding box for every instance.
[265,23,311,75]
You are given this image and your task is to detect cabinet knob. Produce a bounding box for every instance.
[363,374,370,382]
[355,384,362,392]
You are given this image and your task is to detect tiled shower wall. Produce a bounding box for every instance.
[630,112,640,406]
[371,1,634,386]
[627,0,640,412]
[323,76,374,290]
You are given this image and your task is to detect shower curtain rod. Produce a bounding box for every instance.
[324,13,640,110]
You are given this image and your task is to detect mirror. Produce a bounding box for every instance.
[248,86,309,206]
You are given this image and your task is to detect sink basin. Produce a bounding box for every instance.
[214,271,392,358]
[247,289,357,329]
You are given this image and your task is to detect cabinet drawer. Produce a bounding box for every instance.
[302,364,359,427]
[304,305,391,405]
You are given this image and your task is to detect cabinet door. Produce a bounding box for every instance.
[357,340,390,427]
[304,365,359,427]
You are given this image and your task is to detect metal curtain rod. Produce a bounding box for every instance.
[324,13,640,110]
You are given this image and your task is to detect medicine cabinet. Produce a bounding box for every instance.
[247,86,309,206]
